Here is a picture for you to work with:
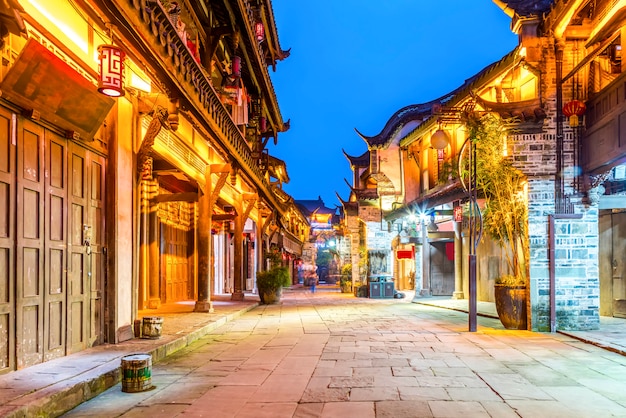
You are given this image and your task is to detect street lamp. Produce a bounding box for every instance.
[458,137,482,332]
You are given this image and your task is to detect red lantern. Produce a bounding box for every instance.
[260,116,267,132]
[562,100,586,127]
[255,21,265,42]
[232,55,241,78]
[97,44,125,97]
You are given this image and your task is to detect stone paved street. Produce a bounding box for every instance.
[62,288,626,418]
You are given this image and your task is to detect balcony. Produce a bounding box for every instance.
[111,0,282,208]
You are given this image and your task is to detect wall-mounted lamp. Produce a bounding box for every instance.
[97,44,125,97]
[431,128,449,150]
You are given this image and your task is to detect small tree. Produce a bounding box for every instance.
[463,112,529,285]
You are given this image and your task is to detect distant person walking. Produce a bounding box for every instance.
[310,276,316,293]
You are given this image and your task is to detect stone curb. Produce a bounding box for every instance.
[1,302,259,418]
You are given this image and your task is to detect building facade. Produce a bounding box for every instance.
[0,0,306,373]
[343,0,626,331]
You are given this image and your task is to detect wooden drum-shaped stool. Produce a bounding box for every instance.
[141,316,163,339]
[121,353,153,393]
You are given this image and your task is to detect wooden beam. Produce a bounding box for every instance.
[212,213,236,221]
[151,192,198,203]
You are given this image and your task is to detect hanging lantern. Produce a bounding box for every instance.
[232,55,241,78]
[562,99,586,127]
[97,44,125,97]
[431,128,449,150]
[255,21,265,42]
[260,116,267,132]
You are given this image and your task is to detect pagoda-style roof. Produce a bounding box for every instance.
[266,154,290,184]
[472,94,546,132]
[294,197,336,217]
[493,0,554,18]
[353,101,435,149]
[401,47,523,146]
[343,149,370,168]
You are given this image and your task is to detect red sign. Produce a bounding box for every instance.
[397,249,414,259]
[453,205,463,222]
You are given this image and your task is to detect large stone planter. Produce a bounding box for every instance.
[494,284,528,330]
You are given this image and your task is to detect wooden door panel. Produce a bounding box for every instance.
[0,108,15,373]
[16,121,44,369]
[44,133,67,361]
[613,212,626,318]
[88,156,104,346]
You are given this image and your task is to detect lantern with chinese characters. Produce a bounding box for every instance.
[562,99,586,127]
[255,21,265,42]
[97,44,125,97]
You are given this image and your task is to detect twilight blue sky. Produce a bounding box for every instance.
[269,1,518,209]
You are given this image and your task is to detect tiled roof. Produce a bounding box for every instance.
[343,150,370,167]
[497,0,554,17]
[294,198,336,216]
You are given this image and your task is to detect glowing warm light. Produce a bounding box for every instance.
[129,72,151,92]
[98,44,125,97]
[431,129,449,150]
[24,0,88,53]
[255,22,265,41]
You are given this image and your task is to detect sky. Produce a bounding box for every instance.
[269,1,519,209]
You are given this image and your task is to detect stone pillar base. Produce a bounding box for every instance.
[148,298,161,309]
[412,289,431,302]
[194,300,214,313]
[231,291,245,301]
[452,291,465,300]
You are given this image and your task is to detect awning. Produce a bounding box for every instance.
[0,39,114,140]
[281,232,302,256]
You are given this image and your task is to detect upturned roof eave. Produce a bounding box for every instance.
[399,47,521,148]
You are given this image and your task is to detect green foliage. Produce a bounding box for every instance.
[316,249,333,268]
[463,112,529,285]
[341,263,352,279]
[340,263,352,286]
[256,266,290,292]
[495,274,525,286]
[358,246,369,279]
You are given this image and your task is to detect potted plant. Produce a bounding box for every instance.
[256,266,290,304]
[340,263,352,293]
[465,112,529,330]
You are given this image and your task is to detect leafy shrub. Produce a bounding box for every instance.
[256,266,290,292]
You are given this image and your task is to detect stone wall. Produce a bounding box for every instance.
[527,179,600,331]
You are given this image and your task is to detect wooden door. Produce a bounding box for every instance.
[67,143,105,352]
[162,223,189,302]
[613,211,626,318]
[430,242,455,296]
[0,109,15,373]
[16,120,45,368]
[87,151,105,346]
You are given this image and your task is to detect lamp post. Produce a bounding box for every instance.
[458,138,482,332]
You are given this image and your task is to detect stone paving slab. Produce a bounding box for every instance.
[1,287,626,417]
[61,288,626,418]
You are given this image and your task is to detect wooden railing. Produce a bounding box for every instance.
[124,0,283,209]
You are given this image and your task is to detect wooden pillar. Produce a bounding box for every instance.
[419,220,431,297]
[148,179,161,309]
[138,179,148,309]
[195,165,214,312]
[453,220,464,299]
[232,198,245,300]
